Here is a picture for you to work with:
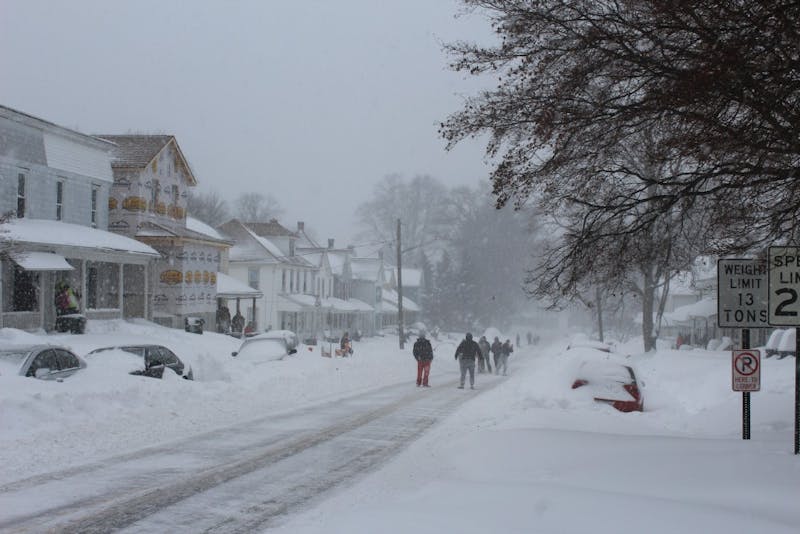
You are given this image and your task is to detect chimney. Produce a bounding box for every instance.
[297,221,304,232]
[328,238,334,249]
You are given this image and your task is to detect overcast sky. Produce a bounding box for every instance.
[0,0,495,245]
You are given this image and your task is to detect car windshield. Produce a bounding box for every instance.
[0,350,31,365]
[236,339,288,362]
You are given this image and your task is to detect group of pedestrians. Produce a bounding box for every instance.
[412,330,515,389]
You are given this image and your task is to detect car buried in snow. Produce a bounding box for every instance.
[0,345,87,381]
[86,344,194,380]
[571,360,644,413]
[232,334,297,362]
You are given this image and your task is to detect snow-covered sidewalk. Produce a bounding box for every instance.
[267,339,800,534]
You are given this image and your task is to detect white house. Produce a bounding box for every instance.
[0,105,159,331]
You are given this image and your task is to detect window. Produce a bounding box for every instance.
[290,270,294,293]
[56,181,64,220]
[303,272,307,293]
[27,350,57,377]
[282,269,287,292]
[17,173,25,218]
[12,267,38,311]
[151,179,160,212]
[54,349,80,371]
[91,187,99,227]
[248,267,260,290]
[171,184,179,205]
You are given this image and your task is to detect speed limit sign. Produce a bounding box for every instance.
[768,247,800,325]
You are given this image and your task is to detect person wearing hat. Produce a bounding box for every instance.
[412,330,434,387]
[454,332,482,389]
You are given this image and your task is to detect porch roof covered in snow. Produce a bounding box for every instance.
[382,289,420,312]
[2,218,159,264]
[216,272,263,299]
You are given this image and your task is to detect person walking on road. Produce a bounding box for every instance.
[413,331,434,387]
[455,332,482,389]
[477,335,491,373]
[499,338,514,375]
[491,336,503,374]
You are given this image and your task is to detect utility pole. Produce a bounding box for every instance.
[397,218,405,350]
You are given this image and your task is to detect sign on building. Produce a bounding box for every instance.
[717,258,768,328]
[768,247,800,326]
[732,349,760,392]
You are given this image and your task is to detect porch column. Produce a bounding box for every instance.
[80,260,87,314]
[118,263,124,319]
[0,261,4,329]
[39,271,45,330]
[144,263,149,321]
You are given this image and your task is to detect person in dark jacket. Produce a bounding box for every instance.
[340,331,353,356]
[455,332,482,389]
[490,337,503,374]
[499,339,514,375]
[477,335,491,373]
[413,331,434,387]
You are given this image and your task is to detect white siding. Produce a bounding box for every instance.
[43,132,113,183]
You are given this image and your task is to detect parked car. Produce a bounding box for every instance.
[776,329,796,359]
[567,339,612,353]
[571,360,644,412]
[764,329,785,358]
[257,330,299,351]
[0,345,87,381]
[86,345,194,380]
[232,335,297,362]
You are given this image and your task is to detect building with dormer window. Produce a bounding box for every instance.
[96,135,232,329]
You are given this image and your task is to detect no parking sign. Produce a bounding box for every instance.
[732,349,761,392]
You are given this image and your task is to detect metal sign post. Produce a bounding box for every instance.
[767,247,800,455]
[718,258,768,441]
[732,337,760,439]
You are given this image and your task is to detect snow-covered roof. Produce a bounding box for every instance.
[664,298,717,323]
[327,297,373,312]
[382,289,420,312]
[351,258,381,281]
[186,217,225,241]
[216,272,263,299]
[247,229,285,259]
[2,218,159,257]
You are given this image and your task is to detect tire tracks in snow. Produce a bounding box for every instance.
[0,376,485,533]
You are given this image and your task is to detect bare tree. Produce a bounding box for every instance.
[186,189,230,227]
[235,192,284,223]
[355,174,450,266]
[526,130,712,351]
[442,0,800,251]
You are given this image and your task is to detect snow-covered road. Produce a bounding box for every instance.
[0,374,492,533]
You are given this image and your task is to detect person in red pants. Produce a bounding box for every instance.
[413,331,434,387]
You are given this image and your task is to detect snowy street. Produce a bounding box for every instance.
[0,374,484,533]
[1,321,799,533]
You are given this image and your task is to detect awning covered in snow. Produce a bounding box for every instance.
[10,251,74,271]
[216,272,263,299]
[1,218,159,263]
